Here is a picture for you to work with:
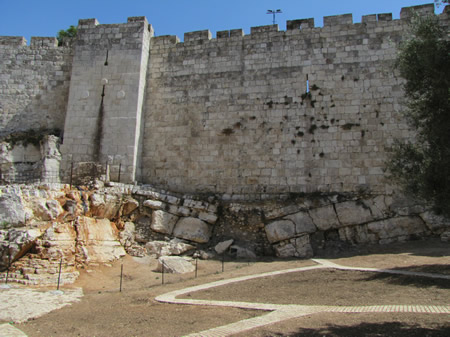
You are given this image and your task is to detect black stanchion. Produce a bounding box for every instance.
[120,262,123,292]
[161,262,165,285]
[5,248,11,285]
[57,258,62,290]
[118,163,121,183]
[195,258,198,278]
[222,253,225,273]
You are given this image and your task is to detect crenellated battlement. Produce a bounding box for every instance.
[30,37,58,48]
[0,36,64,49]
[0,36,27,47]
[147,3,444,46]
[1,4,441,50]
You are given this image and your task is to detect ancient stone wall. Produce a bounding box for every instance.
[142,4,447,197]
[0,36,72,137]
[0,4,448,196]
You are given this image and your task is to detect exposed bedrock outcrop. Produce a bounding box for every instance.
[1,183,449,284]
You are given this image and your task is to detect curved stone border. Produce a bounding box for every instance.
[155,259,450,337]
[0,323,27,337]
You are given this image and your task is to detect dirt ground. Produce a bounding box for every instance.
[13,239,450,337]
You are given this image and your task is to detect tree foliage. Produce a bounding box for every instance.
[388,14,450,216]
[57,25,77,46]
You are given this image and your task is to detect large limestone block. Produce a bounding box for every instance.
[151,210,179,235]
[273,235,313,258]
[173,217,211,243]
[308,205,340,231]
[364,195,391,220]
[335,201,373,227]
[338,224,376,244]
[285,211,317,234]
[0,193,27,228]
[367,216,428,241]
[156,256,195,274]
[265,220,296,243]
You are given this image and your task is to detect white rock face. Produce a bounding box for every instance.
[173,217,211,243]
[150,210,179,235]
[75,217,125,263]
[308,205,341,231]
[335,201,373,226]
[156,256,195,274]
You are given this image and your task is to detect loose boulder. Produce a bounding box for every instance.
[156,256,195,274]
[214,239,234,254]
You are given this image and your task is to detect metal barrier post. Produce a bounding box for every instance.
[120,262,123,292]
[57,258,62,290]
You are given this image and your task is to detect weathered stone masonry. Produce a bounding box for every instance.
[1,4,449,279]
[0,4,449,197]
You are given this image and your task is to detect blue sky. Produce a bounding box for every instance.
[0,1,445,43]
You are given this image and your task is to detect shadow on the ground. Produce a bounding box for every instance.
[360,264,450,289]
[266,321,450,337]
[313,238,449,260]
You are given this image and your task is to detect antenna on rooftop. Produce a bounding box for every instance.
[267,9,282,25]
